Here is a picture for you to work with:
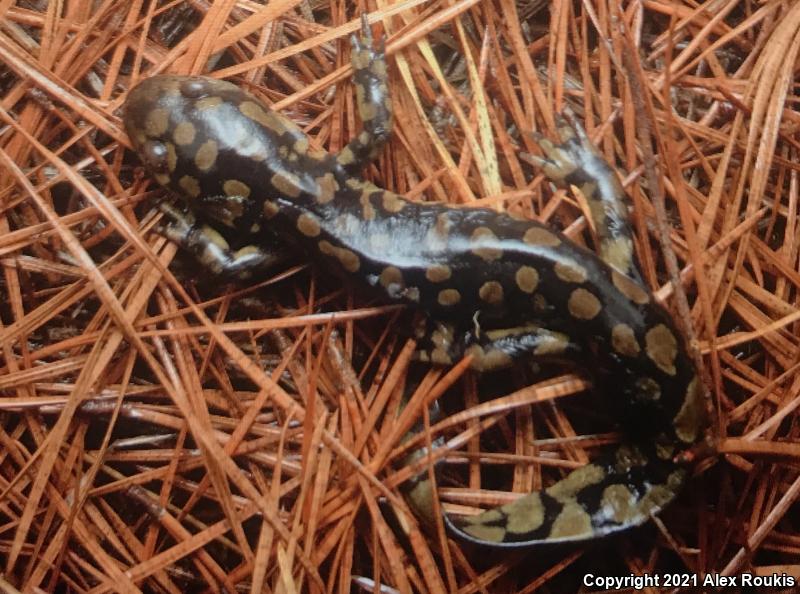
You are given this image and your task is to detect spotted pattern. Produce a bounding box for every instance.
[124,63,703,549]
[567,288,602,320]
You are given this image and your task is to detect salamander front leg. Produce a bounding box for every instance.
[415,321,580,371]
[336,14,393,174]
[157,202,286,281]
[526,114,641,282]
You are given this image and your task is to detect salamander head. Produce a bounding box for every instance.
[123,75,246,189]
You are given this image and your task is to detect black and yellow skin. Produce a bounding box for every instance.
[123,19,705,546]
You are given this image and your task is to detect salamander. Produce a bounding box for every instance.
[122,17,706,546]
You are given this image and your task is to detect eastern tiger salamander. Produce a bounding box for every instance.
[123,17,705,546]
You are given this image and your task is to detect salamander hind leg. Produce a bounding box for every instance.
[526,113,641,282]
[463,325,580,372]
[447,442,686,546]
[157,202,286,281]
[336,14,393,174]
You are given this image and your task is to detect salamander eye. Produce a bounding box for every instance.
[180,78,210,98]
[141,140,169,172]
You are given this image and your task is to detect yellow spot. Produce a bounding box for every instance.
[296,213,321,237]
[145,108,169,137]
[549,501,592,539]
[337,146,356,166]
[195,96,223,110]
[645,324,678,376]
[437,289,461,306]
[601,484,639,524]
[263,200,279,218]
[293,137,309,154]
[430,348,452,365]
[478,281,504,305]
[672,376,705,443]
[554,260,588,283]
[318,240,360,272]
[154,173,171,186]
[381,193,406,213]
[431,325,453,348]
[611,270,650,305]
[501,493,545,535]
[194,140,218,171]
[359,101,378,121]
[637,471,685,516]
[546,464,605,501]
[165,142,177,172]
[471,227,502,261]
[567,288,601,320]
[370,60,387,77]
[199,225,229,251]
[611,323,640,357]
[379,266,404,289]
[403,287,420,302]
[178,175,200,197]
[173,121,196,145]
[271,171,303,198]
[515,266,539,293]
[465,345,513,372]
[239,100,287,134]
[359,190,376,220]
[351,50,370,70]
[602,237,634,276]
[425,264,452,283]
[523,226,560,246]
[223,179,251,198]
[316,173,339,204]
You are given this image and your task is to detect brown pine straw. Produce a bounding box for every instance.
[1,0,799,592]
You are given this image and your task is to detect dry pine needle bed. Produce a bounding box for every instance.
[0,1,799,593]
